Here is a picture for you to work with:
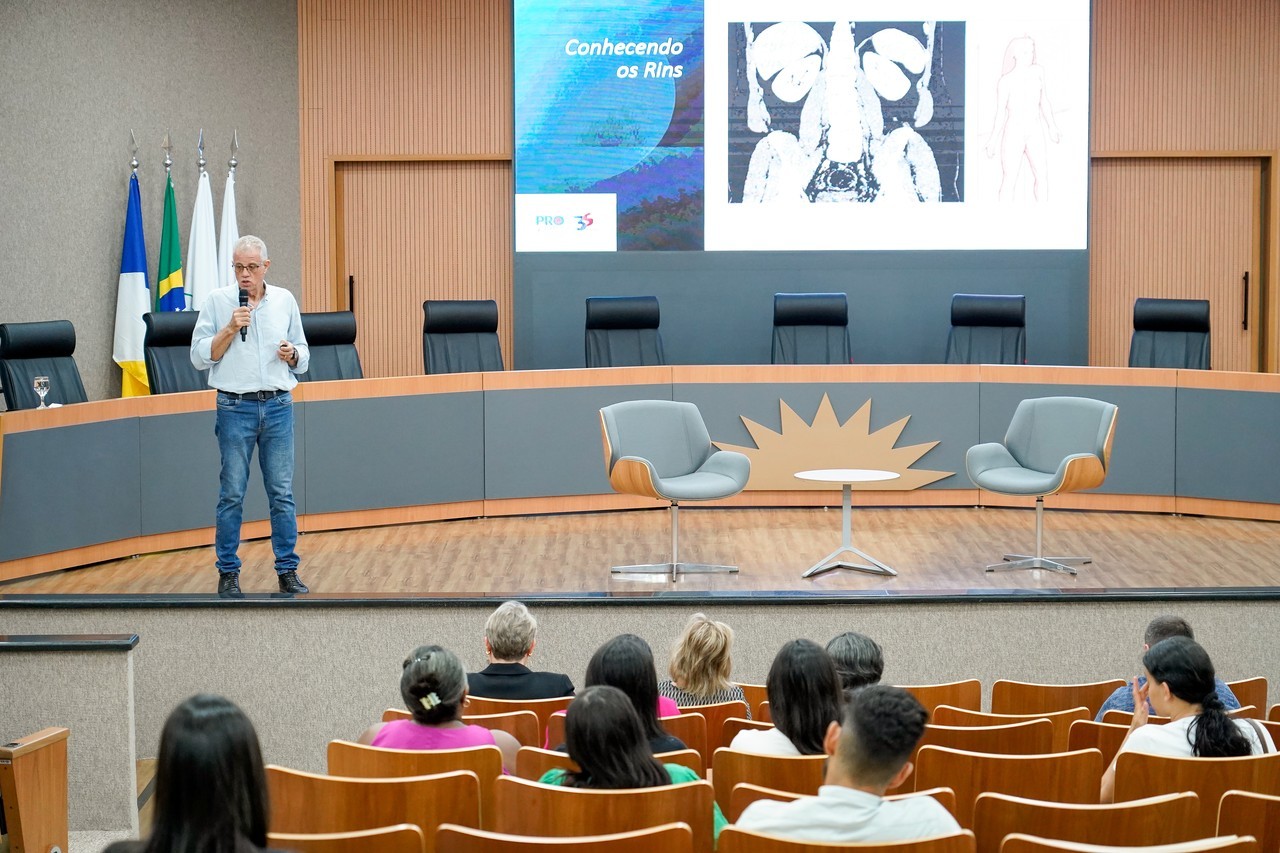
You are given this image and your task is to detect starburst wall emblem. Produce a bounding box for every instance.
[715,394,953,491]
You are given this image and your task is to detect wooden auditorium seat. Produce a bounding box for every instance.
[717,826,976,853]
[932,706,1090,752]
[513,746,703,780]
[462,695,573,744]
[991,680,1126,718]
[711,749,826,811]
[727,781,958,823]
[1000,834,1257,853]
[680,700,749,754]
[972,791,1201,853]
[1218,790,1280,853]
[1102,706,1257,726]
[546,710,707,766]
[0,727,69,853]
[1114,751,1280,837]
[914,746,1104,829]
[1066,720,1129,769]
[736,683,768,720]
[723,717,774,747]
[901,680,983,714]
[437,821,694,853]
[1224,679,1267,717]
[326,740,501,828]
[757,701,773,723]
[268,823,427,853]
[491,775,716,853]
[1269,704,1280,722]
[893,720,1055,793]
[265,765,479,852]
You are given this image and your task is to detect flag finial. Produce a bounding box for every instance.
[229,128,239,173]
[197,128,206,174]
[162,131,173,174]
[129,129,139,174]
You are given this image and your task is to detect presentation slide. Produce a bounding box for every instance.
[514,0,1089,253]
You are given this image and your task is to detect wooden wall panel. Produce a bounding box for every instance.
[1089,158,1260,370]
[338,160,513,378]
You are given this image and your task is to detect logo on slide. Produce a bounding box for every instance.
[576,214,593,230]
[516,193,616,252]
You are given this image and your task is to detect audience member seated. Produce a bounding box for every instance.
[570,634,684,754]
[105,694,279,853]
[466,601,575,700]
[730,639,843,756]
[1095,615,1240,721]
[1100,636,1274,802]
[827,631,885,694]
[659,613,750,715]
[359,645,520,772]
[538,685,725,840]
[735,685,960,841]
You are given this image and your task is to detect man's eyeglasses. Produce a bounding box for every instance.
[233,263,264,274]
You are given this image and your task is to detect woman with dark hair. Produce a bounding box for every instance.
[1100,636,1274,802]
[538,686,725,839]
[105,694,275,853]
[730,639,844,756]
[581,634,685,753]
[358,644,520,772]
[826,631,884,693]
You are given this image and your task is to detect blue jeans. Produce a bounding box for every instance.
[214,392,299,575]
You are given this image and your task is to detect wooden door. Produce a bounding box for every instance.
[1089,157,1263,371]
[335,159,513,378]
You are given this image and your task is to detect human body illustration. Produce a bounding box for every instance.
[985,36,1061,201]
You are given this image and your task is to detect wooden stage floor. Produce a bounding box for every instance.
[4,506,1280,600]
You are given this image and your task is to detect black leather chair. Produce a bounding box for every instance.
[143,311,208,394]
[0,320,89,410]
[584,296,665,367]
[945,294,1026,364]
[298,311,363,381]
[771,293,852,364]
[422,300,504,374]
[1129,297,1210,369]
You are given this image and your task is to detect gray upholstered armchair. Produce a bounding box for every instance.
[966,396,1118,574]
[599,400,750,579]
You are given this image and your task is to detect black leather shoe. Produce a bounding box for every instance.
[277,570,309,594]
[217,572,243,598]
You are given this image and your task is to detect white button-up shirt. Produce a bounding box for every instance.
[190,284,310,393]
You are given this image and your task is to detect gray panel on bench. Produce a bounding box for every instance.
[1176,388,1280,503]
[977,383,1176,495]
[680,382,978,489]
[0,419,141,560]
[485,383,672,499]
[303,392,485,512]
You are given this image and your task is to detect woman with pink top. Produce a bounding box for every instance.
[358,644,520,772]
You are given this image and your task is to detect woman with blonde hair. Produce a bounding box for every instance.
[658,613,749,715]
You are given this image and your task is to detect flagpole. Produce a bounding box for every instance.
[218,131,241,290]
[130,128,139,176]
[162,131,172,175]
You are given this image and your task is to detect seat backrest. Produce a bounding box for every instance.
[1225,678,1268,715]
[1115,751,1280,837]
[680,699,750,755]
[894,721,1055,793]
[436,821,695,853]
[711,748,826,812]
[914,746,1104,829]
[770,293,851,365]
[728,782,957,824]
[718,826,976,853]
[0,727,70,853]
[1101,706,1257,726]
[661,713,708,768]
[1218,790,1280,853]
[723,718,774,748]
[1067,720,1130,769]
[491,774,715,853]
[268,823,427,853]
[143,311,209,393]
[736,683,769,718]
[973,791,1202,853]
[946,294,1026,365]
[932,706,1090,753]
[326,741,502,829]
[1003,396,1118,481]
[900,680,983,715]
[991,680,1127,718]
[266,765,480,850]
[460,711,539,747]
[585,296,665,367]
[0,320,88,409]
[463,695,574,747]
[1001,834,1256,853]
[422,300,504,374]
[299,311,363,381]
[1129,297,1210,369]
[600,400,714,484]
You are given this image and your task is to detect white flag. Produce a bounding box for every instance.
[185,170,218,312]
[217,170,240,290]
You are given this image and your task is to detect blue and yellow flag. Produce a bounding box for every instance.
[112,173,151,396]
[155,172,185,311]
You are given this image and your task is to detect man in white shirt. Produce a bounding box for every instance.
[191,235,309,597]
[736,685,961,842]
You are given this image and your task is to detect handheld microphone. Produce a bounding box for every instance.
[238,288,249,341]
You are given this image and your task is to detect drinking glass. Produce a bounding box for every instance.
[33,375,50,409]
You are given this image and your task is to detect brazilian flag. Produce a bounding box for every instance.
[155,172,185,311]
